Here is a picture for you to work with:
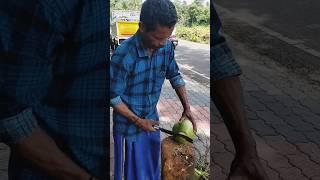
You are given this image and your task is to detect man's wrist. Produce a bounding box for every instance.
[132,116,143,128]
[235,143,258,159]
[131,116,140,124]
[232,132,258,156]
[235,152,259,163]
[183,106,191,112]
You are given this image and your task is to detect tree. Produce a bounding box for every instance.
[110,0,142,10]
[173,0,209,27]
[173,0,187,25]
[193,0,204,6]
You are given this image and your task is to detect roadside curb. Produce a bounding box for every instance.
[216,4,320,83]
[179,64,210,88]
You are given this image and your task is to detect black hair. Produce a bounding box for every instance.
[140,0,177,32]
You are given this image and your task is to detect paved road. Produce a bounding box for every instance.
[211,33,320,179]
[214,0,320,52]
[175,40,210,86]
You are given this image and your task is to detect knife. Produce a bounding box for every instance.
[153,125,194,143]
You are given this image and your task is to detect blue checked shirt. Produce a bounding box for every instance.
[212,3,242,81]
[110,33,185,141]
[0,0,107,179]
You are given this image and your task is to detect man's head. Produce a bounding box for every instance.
[139,0,177,49]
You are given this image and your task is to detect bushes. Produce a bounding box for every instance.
[176,25,210,44]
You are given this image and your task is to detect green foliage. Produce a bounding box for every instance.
[173,0,209,27]
[195,165,210,180]
[110,0,142,11]
[176,25,210,44]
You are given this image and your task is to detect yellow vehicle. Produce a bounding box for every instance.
[110,10,140,50]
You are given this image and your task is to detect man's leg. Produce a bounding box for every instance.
[124,131,160,180]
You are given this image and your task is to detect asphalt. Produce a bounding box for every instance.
[215,3,320,84]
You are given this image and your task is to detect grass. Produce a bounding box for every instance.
[176,25,210,44]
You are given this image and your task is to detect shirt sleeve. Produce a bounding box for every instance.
[211,4,242,81]
[166,43,186,88]
[0,1,64,145]
[110,51,129,107]
[211,40,242,81]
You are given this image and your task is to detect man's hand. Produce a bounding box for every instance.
[227,155,269,180]
[180,110,197,132]
[135,118,159,132]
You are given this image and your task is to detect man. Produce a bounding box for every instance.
[212,4,270,180]
[110,0,196,179]
[0,1,107,179]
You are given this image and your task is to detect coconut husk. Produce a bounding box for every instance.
[161,136,196,180]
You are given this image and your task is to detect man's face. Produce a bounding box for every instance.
[139,23,175,50]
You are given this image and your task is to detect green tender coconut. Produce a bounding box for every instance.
[172,119,196,144]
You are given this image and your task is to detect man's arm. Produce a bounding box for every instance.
[14,127,91,180]
[213,77,256,158]
[165,42,196,130]
[0,1,92,179]
[0,114,90,180]
[111,101,159,132]
[174,85,197,132]
[213,76,269,180]
[212,3,269,178]
[0,111,91,180]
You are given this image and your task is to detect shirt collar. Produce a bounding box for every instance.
[134,32,149,58]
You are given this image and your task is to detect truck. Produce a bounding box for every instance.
[110,10,140,50]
